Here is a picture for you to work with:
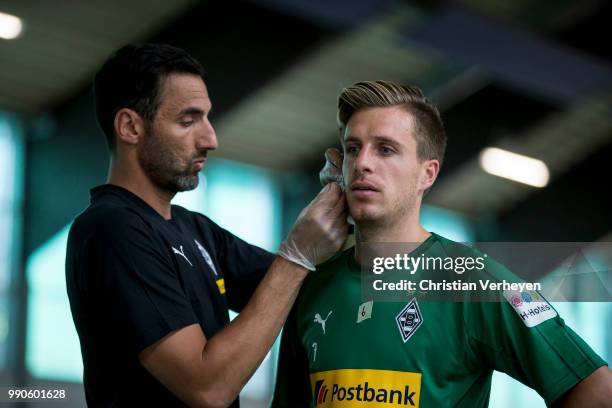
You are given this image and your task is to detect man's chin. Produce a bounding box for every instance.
[173,174,200,192]
[178,180,199,192]
[349,209,383,224]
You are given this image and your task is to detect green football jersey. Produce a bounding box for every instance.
[271,233,606,407]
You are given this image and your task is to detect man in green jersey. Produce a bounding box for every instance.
[271,80,612,407]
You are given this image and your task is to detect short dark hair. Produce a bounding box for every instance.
[338,80,447,168]
[93,43,205,151]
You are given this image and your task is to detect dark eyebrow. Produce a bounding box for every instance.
[178,106,210,116]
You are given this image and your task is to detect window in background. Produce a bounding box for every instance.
[200,158,281,251]
[421,204,475,242]
[26,157,282,403]
[26,225,80,381]
[0,113,24,372]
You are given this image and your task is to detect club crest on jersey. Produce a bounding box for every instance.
[395,298,423,343]
[194,239,218,276]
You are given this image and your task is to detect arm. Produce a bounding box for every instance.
[140,257,306,408]
[463,279,608,405]
[139,184,348,408]
[554,366,612,407]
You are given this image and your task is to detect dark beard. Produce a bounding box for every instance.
[137,127,201,194]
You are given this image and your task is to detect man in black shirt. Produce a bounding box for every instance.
[66,44,348,407]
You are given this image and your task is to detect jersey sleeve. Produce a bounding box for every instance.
[202,216,275,313]
[75,210,198,354]
[463,265,607,405]
[271,306,312,408]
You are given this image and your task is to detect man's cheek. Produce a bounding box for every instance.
[342,161,350,180]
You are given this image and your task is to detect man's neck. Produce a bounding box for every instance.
[107,157,174,220]
[354,210,430,263]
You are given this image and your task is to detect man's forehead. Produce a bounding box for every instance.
[158,73,211,112]
[343,106,416,144]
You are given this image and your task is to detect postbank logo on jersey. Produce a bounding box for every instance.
[310,369,421,407]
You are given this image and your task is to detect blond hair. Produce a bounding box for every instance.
[338,80,447,167]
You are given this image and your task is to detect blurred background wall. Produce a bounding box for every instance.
[0,0,611,406]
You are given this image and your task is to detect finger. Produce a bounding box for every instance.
[330,217,350,244]
[325,148,343,169]
[316,183,332,196]
[300,183,331,215]
[326,182,344,207]
[308,186,342,221]
[328,189,347,218]
[311,183,338,208]
[329,216,349,239]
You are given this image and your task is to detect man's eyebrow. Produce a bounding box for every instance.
[371,135,401,146]
[344,135,401,146]
[177,107,210,116]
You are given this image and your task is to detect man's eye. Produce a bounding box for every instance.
[345,146,359,154]
[180,121,194,127]
[380,146,394,155]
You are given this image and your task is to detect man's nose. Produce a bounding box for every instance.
[353,147,373,174]
[196,118,218,151]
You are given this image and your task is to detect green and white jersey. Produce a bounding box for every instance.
[271,233,606,407]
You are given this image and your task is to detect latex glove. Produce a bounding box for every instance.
[319,148,344,189]
[319,147,355,228]
[278,183,349,271]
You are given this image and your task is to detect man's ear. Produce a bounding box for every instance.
[419,159,440,192]
[114,108,146,146]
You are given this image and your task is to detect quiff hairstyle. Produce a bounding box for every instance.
[337,80,447,167]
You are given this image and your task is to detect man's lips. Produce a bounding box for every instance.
[350,181,379,192]
[350,181,380,198]
[193,159,206,171]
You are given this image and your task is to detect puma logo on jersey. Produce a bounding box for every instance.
[172,245,193,266]
[314,311,333,334]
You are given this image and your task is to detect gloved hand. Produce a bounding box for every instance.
[319,147,355,229]
[319,148,344,188]
[278,183,349,271]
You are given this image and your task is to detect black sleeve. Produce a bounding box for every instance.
[203,216,275,313]
[81,210,198,354]
[271,306,312,407]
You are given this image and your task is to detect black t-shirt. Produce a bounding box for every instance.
[66,185,275,407]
